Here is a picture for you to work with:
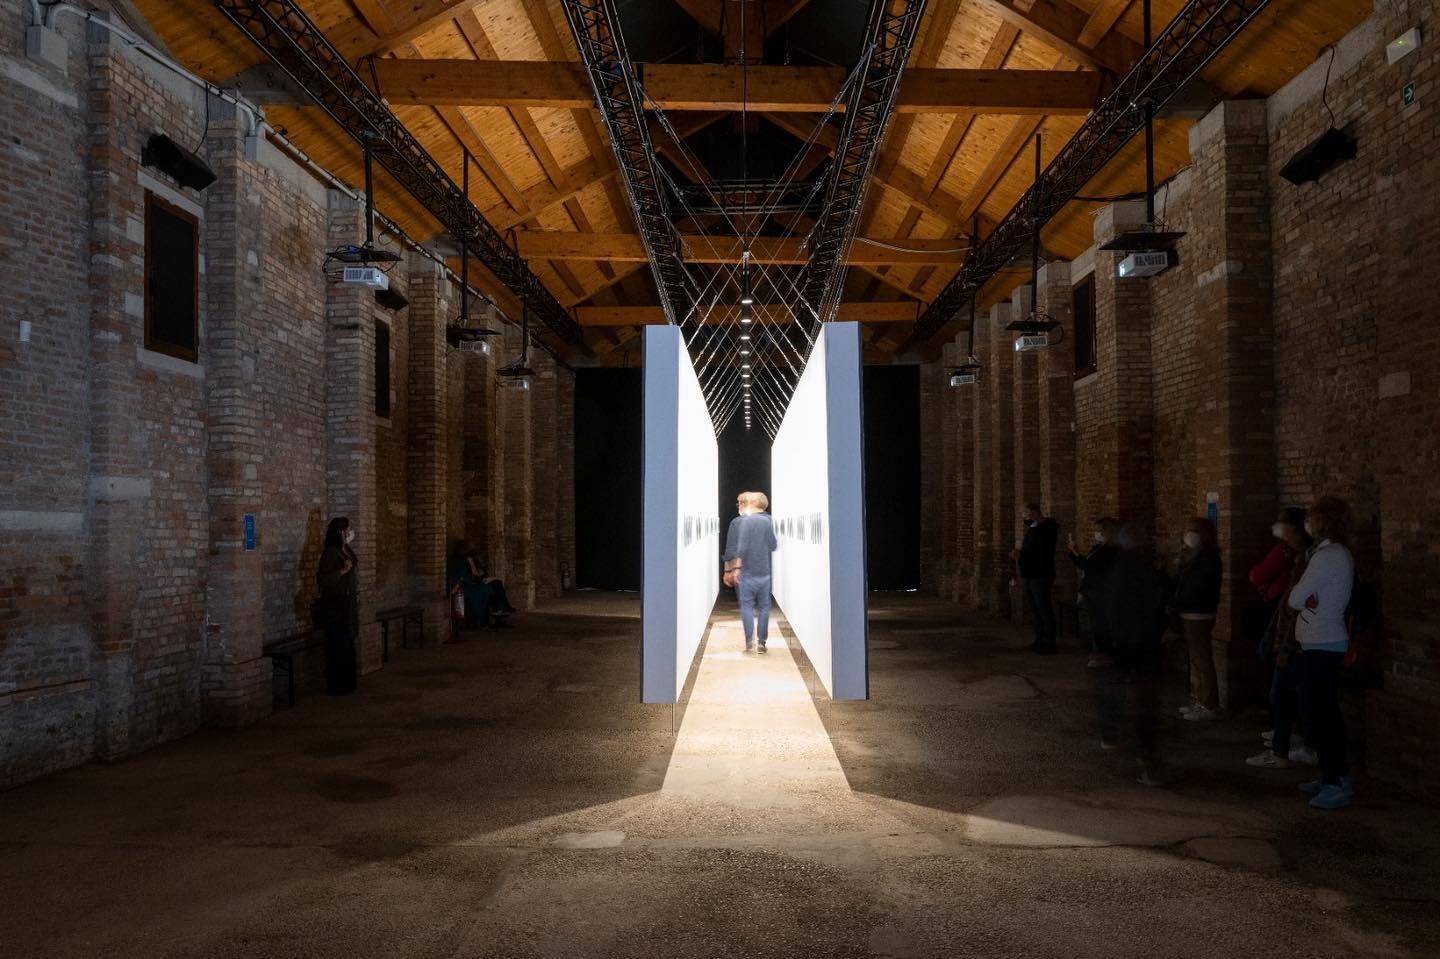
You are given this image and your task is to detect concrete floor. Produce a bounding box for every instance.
[3,593,1439,958]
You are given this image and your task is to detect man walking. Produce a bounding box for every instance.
[723,491,778,653]
[1014,502,1060,653]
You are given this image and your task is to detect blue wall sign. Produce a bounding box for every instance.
[243,513,256,551]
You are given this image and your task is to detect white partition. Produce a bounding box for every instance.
[771,322,868,700]
[641,326,720,703]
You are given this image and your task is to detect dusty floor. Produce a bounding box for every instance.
[3,592,1438,958]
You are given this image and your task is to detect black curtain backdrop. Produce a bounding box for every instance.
[863,365,921,590]
[573,364,921,592]
[574,369,643,589]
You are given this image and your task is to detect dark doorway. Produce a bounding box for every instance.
[718,417,772,535]
[575,369,642,589]
[863,365,921,590]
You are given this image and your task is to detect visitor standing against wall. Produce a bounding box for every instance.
[1014,503,1059,653]
[724,492,778,653]
[1290,496,1356,810]
[1247,508,1315,769]
[1173,517,1223,721]
[1068,517,1123,667]
[316,517,360,695]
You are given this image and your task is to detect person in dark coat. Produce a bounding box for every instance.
[1097,521,1170,784]
[1067,517,1123,667]
[316,516,360,695]
[1172,517,1224,720]
[1013,503,1059,653]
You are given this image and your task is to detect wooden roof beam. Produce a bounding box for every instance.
[330,0,490,60]
[970,0,1142,75]
[368,60,1103,114]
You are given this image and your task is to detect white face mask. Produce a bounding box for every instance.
[1304,521,1315,538]
[1182,531,1200,549]
[1093,531,1105,544]
[344,529,355,545]
[1272,523,1286,540]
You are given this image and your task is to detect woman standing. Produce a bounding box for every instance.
[316,516,360,695]
[1174,517,1223,721]
[1246,508,1314,769]
[1289,496,1355,809]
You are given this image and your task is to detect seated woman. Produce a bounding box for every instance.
[467,549,516,627]
[447,541,492,633]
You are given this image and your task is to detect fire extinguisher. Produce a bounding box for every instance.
[560,562,572,591]
[451,583,465,625]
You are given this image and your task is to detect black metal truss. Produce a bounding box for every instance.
[673,178,826,217]
[212,0,582,346]
[747,0,927,430]
[559,0,694,335]
[912,0,1273,341]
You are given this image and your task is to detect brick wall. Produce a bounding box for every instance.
[917,0,1440,794]
[0,0,576,785]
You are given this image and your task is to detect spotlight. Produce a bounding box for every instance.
[740,332,751,341]
[741,348,751,355]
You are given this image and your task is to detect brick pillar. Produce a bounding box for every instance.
[1035,260,1077,603]
[934,350,956,600]
[1011,282,1043,518]
[1092,200,1155,531]
[323,192,381,671]
[200,110,271,725]
[85,34,141,758]
[917,360,944,595]
[405,254,451,641]
[531,353,560,599]
[948,336,978,605]
[462,339,497,554]
[556,365,577,593]
[970,309,995,609]
[496,324,536,607]
[1187,101,1276,706]
[987,302,1018,619]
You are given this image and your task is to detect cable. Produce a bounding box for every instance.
[1320,44,1338,127]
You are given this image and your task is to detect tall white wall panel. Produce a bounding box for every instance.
[771,322,868,700]
[641,326,720,703]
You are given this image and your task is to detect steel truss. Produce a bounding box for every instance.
[559,0,694,335]
[912,0,1273,341]
[212,0,582,346]
[753,0,927,426]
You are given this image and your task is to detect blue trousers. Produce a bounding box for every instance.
[737,573,772,646]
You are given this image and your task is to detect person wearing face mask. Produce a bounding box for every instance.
[1246,508,1315,769]
[316,516,360,695]
[1287,496,1356,810]
[1067,517,1122,668]
[1172,517,1223,720]
[1013,503,1059,653]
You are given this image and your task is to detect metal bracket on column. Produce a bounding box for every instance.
[912,0,1273,342]
[212,0,583,346]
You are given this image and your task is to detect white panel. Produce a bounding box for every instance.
[642,327,719,703]
[771,323,868,699]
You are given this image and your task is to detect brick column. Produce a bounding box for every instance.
[200,109,270,725]
[970,309,995,608]
[85,34,142,758]
[323,192,381,671]
[987,302,1018,619]
[496,324,536,607]
[934,350,957,600]
[405,254,451,641]
[917,360,944,595]
[1188,101,1276,706]
[556,365,577,592]
[948,336,978,605]
[462,340,497,554]
[1092,200,1155,531]
[1035,260,1077,603]
[531,353,560,599]
[1011,281,1043,530]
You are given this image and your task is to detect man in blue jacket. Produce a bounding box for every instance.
[1014,502,1060,653]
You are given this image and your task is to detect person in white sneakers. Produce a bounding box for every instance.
[1247,508,1315,769]
[1288,496,1356,810]
[1171,517,1223,721]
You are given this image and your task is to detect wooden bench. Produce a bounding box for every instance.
[376,605,424,662]
[264,631,321,708]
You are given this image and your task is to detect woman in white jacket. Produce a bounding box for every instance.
[1286,496,1354,810]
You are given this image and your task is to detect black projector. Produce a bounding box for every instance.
[1279,127,1357,185]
